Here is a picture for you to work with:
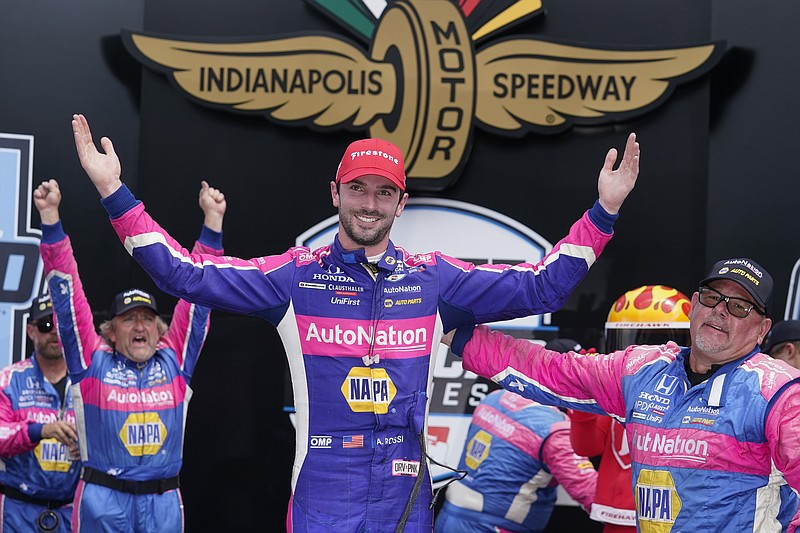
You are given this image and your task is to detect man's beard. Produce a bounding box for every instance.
[340,209,394,248]
[36,339,63,360]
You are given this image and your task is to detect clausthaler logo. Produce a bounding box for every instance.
[122,0,723,190]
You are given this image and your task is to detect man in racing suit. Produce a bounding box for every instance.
[35,179,226,532]
[448,258,800,532]
[0,293,79,532]
[434,389,597,532]
[70,113,640,532]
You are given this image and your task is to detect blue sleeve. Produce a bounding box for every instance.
[100,184,140,219]
[27,423,43,442]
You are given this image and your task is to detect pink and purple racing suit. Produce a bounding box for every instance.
[99,184,616,532]
[0,355,78,532]
[455,325,800,533]
[40,220,223,533]
[434,390,597,533]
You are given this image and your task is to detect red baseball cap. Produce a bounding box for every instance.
[335,138,406,191]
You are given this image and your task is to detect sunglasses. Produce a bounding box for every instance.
[33,320,55,333]
[697,286,764,319]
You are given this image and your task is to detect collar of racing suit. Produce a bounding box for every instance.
[331,234,399,273]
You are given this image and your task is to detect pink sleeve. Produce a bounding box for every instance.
[160,239,224,368]
[41,235,103,372]
[541,423,597,511]
[462,325,629,419]
[0,376,34,456]
[765,384,800,532]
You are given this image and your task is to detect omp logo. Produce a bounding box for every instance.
[341,367,397,414]
[34,438,72,472]
[119,412,168,456]
[635,469,682,533]
[0,134,43,366]
[464,429,491,470]
[310,435,332,449]
[122,0,724,191]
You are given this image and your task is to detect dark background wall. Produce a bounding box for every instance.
[2,0,798,530]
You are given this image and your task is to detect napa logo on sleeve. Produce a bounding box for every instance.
[341,367,397,414]
[635,469,682,533]
[34,438,73,472]
[464,429,492,470]
[119,412,168,456]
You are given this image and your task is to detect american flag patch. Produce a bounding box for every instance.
[343,435,364,448]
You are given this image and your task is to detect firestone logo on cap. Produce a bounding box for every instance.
[348,149,399,166]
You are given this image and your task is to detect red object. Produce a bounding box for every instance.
[335,138,406,190]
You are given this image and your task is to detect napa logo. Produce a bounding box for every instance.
[341,367,397,414]
[464,429,491,470]
[0,133,43,366]
[34,438,72,472]
[119,412,168,456]
[122,0,723,191]
[635,469,682,533]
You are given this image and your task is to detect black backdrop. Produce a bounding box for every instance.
[2,0,799,530]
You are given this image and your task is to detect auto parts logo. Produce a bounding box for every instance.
[464,429,491,469]
[635,469,681,533]
[34,438,72,472]
[122,0,723,190]
[119,412,168,456]
[341,366,397,413]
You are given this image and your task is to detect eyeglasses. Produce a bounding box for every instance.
[34,320,55,333]
[697,286,764,318]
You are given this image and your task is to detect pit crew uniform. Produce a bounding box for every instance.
[39,219,223,533]
[453,325,800,533]
[0,355,78,532]
[567,411,635,532]
[98,184,618,532]
[435,390,596,533]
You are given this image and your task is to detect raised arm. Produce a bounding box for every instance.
[597,132,639,215]
[36,179,104,376]
[71,114,295,318]
[198,180,226,232]
[72,113,122,199]
[162,181,227,376]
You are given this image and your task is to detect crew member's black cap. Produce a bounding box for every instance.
[28,294,53,322]
[762,320,800,354]
[545,338,583,353]
[109,289,158,318]
[700,257,772,309]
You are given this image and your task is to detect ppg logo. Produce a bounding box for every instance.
[310,436,332,449]
[0,134,43,366]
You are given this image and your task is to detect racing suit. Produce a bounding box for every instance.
[567,411,635,532]
[39,220,223,533]
[0,355,78,532]
[99,184,617,532]
[434,390,596,533]
[454,325,800,533]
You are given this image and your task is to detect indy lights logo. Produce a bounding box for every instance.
[0,134,43,366]
[122,0,724,191]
